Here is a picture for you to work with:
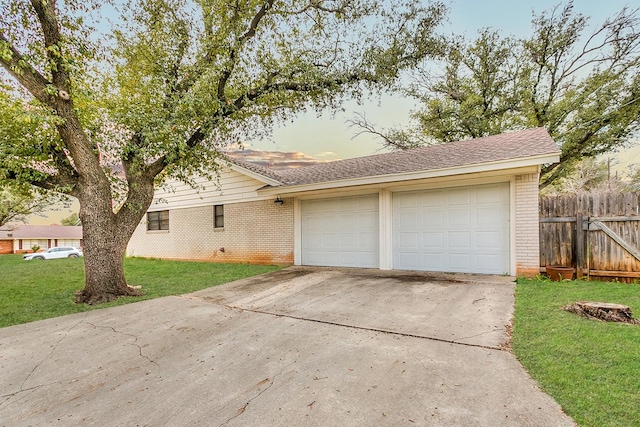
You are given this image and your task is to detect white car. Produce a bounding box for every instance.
[23,247,83,260]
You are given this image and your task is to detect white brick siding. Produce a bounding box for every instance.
[127,198,294,264]
[515,173,541,277]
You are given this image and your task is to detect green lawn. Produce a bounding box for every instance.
[0,254,281,328]
[513,278,640,427]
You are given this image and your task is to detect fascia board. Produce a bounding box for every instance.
[258,153,559,195]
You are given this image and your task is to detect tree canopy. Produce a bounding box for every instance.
[354,2,640,188]
[0,184,56,227]
[0,0,446,303]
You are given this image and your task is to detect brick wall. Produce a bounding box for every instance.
[127,198,294,265]
[515,173,541,277]
[0,240,13,254]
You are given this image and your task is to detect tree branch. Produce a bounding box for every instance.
[0,33,52,104]
[29,0,70,92]
[5,167,66,193]
[347,112,413,150]
[217,0,275,103]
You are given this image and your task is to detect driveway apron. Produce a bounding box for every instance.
[0,267,574,426]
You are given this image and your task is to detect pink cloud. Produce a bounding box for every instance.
[227,149,338,169]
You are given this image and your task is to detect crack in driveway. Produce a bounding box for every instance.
[1,315,160,407]
[0,313,89,407]
[240,307,505,351]
[218,368,285,427]
[85,322,159,368]
[184,295,505,351]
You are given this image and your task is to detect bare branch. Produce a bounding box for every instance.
[217,0,276,102]
[347,112,413,150]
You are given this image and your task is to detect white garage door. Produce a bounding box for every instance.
[301,194,379,268]
[393,183,510,274]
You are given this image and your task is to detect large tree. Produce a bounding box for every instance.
[355,2,640,188]
[0,0,445,303]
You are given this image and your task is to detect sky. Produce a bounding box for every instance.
[25,0,640,224]
[242,0,639,165]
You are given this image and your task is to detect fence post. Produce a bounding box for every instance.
[575,212,584,279]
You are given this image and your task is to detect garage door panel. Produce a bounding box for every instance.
[302,194,379,268]
[398,231,420,249]
[477,254,506,272]
[477,231,507,249]
[422,253,444,270]
[305,232,323,246]
[422,210,443,227]
[476,206,507,225]
[395,252,419,269]
[449,254,471,270]
[395,193,420,208]
[449,231,470,247]
[338,233,357,247]
[448,188,471,204]
[359,231,378,247]
[421,192,444,207]
[393,183,510,274]
[358,212,378,228]
[395,210,419,227]
[357,196,378,210]
[339,213,358,229]
[422,232,443,247]
[449,209,470,226]
[476,185,505,203]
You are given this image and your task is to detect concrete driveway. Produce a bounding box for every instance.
[0,267,573,426]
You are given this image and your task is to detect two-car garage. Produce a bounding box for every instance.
[300,183,511,275]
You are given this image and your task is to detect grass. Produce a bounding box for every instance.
[513,277,640,427]
[0,254,282,328]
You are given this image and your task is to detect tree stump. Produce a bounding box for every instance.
[563,301,640,325]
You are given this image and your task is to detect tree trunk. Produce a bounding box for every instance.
[74,221,141,305]
[74,182,149,305]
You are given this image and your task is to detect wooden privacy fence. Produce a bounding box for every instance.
[539,193,640,282]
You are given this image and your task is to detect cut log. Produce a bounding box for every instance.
[562,301,640,325]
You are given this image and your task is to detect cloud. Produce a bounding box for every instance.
[315,151,337,158]
[227,148,339,169]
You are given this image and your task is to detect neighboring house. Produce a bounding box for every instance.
[127,127,560,277]
[0,225,83,254]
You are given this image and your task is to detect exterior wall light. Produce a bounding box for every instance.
[274,197,284,205]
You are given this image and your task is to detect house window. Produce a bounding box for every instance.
[147,210,169,231]
[214,205,224,228]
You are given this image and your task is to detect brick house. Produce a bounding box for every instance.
[127,128,560,277]
[0,225,83,254]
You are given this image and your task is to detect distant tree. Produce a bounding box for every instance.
[0,185,55,227]
[355,2,640,188]
[541,158,629,195]
[0,0,446,303]
[626,164,640,192]
[61,212,81,226]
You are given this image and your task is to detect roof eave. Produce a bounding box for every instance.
[258,153,560,195]
[229,164,282,187]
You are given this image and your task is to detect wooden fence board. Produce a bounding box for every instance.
[539,192,640,282]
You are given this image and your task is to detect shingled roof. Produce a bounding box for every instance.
[228,127,559,188]
[0,225,83,239]
[228,158,285,183]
